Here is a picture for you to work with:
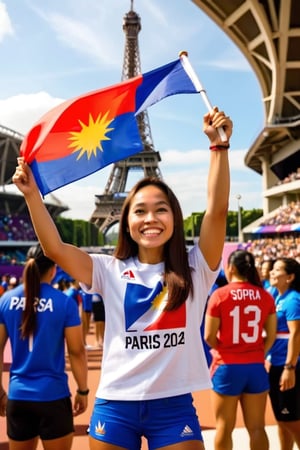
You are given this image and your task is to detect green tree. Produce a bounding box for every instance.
[183,209,263,240]
[55,217,103,246]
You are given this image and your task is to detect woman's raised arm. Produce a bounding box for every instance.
[13,158,93,286]
[199,107,232,271]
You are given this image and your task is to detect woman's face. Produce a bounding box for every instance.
[261,261,271,279]
[269,260,294,292]
[127,184,174,259]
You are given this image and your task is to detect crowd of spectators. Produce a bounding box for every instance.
[245,235,300,265]
[275,167,300,186]
[0,273,20,296]
[0,248,28,266]
[0,213,36,241]
[260,201,300,226]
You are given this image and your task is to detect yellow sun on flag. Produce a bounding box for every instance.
[68,111,114,159]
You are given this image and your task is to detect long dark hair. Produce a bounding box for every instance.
[275,257,300,292]
[114,177,193,310]
[228,249,262,287]
[20,244,55,339]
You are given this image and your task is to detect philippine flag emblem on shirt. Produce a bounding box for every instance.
[124,281,186,332]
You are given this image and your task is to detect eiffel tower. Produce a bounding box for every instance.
[90,1,162,235]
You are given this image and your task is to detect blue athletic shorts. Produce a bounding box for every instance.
[88,393,203,449]
[82,293,93,312]
[212,363,270,396]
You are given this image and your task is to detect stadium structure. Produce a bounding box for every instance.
[0,124,68,274]
[192,0,300,237]
[0,125,68,217]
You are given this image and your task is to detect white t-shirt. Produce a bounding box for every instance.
[81,245,219,400]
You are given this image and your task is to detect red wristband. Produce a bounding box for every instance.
[209,144,230,151]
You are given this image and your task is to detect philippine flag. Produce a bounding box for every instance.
[20,57,199,196]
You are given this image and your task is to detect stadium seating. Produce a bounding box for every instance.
[0,213,36,242]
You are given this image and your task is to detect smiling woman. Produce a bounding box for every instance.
[125,183,174,263]
[12,105,232,449]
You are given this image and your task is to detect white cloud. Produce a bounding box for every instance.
[0,1,14,42]
[160,148,255,173]
[44,12,120,67]
[0,92,63,134]
[27,1,123,68]
[204,49,252,72]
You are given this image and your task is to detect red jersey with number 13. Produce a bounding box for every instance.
[206,281,276,365]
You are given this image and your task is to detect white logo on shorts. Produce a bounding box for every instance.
[180,425,194,437]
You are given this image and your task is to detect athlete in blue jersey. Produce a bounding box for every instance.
[0,245,88,450]
[12,107,232,450]
[267,257,300,450]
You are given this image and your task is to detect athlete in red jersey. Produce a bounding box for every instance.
[205,249,277,450]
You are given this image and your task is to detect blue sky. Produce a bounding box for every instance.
[0,0,265,220]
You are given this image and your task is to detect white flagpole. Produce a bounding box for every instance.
[179,50,227,142]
